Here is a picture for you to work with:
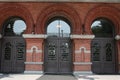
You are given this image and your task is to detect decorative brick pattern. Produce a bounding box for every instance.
[25,38,44,71]
[0,3,34,34]
[36,3,82,34]
[84,4,120,34]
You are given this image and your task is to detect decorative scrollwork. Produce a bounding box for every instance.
[48,43,56,60]
[92,43,100,61]
[61,42,69,61]
[4,42,11,60]
[105,43,112,61]
[16,43,25,60]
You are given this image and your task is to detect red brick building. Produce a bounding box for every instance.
[0,1,120,74]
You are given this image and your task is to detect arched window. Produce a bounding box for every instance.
[91,19,114,37]
[47,20,71,37]
[2,17,26,36]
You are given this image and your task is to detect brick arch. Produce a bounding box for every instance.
[36,4,81,34]
[0,3,34,34]
[85,4,120,34]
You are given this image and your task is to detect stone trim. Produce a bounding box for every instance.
[0,0,119,3]
[25,62,43,65]
[73,71,93,79]
[75,47,90,54]
[73,71,93,75]
[23,34,47,39]
[70,34,95,39]
[0,34,47,39]
[24,71,44,74]
[0,34,119,40]
[115,35,120,40]
[0,34,2,38]
[23,34,95,39]
[1,34,119,40]
[27,46,42,53]
[27,50,42,53]
[73,62,92,65]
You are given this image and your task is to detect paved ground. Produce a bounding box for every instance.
[37,75,77,80]
[0,73,120,80]
[0,74,43,80]
[75,73,120,80]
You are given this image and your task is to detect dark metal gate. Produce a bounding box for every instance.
[91,38,116,74]
[0,36,25,73]
[44,36,72,74]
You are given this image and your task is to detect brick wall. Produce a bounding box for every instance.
[73,39,91,71]
[0,2,120,73]
[25,38,44,72]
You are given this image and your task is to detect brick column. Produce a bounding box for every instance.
[24,37,44,74]
[72,36,92,74]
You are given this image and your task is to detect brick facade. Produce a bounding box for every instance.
[0,2,120,74]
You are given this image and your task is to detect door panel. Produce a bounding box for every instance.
[44,37,58,73]
[59,38,72,73]
[91,38,116,74]
[1,37,25,73]
[44,37,72,74]
[15,40,25,73]
[91,39,102,73]
[1,38,13,73]
[102,39,115,73]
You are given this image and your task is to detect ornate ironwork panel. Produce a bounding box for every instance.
[4,42,11,60]
[61,42,69,61]
[92,43,100,61]
[105,43,112,61]
[48,43,56,60]
[91,38,116,74]
[16,43,25,60]
[1,37,25,73]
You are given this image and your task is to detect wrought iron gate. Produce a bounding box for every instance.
[0,37,25,73]
[91,38,116,74]
[44,36,72,74]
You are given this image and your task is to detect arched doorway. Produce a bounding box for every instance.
[91,18,116,74]
[0,17,26,73]
[44,18,72,74]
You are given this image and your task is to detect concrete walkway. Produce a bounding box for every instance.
[75,73,120,80]
[37,75,77,80]
[0,74,43,80]
[0,73,120,80]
